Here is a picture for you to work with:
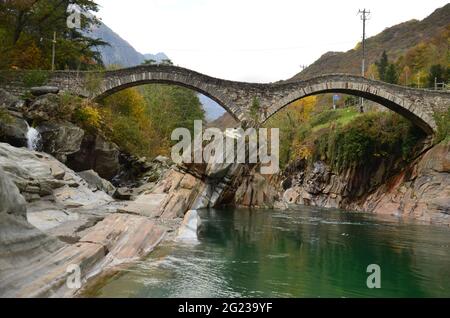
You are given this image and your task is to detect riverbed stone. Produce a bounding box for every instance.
[0,114,28,147]
[30,86,60,96]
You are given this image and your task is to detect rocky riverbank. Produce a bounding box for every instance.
[0,87,245,297]
[0,141,240,297]
[234,140,450,226]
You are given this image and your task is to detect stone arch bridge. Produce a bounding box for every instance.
[1,65,449,134]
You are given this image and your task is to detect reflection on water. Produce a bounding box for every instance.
[82,207,450,298]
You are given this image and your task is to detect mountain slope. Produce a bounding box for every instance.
[86,22,168,67]
[198,94,226,122]
[290,4,450,80]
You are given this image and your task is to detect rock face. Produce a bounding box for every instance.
[234,170,279,208]
[38,121,85,162]
[0,114,28,148]
[66,134,120,180]
[24,93,62,121]
[151,169,206,219]
[357,141,450,225]
[0,166,64,297]
[276,140,450,226]
[0,143,171,297]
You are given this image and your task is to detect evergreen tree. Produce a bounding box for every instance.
[385,64,399,84]
[376,51,389,81]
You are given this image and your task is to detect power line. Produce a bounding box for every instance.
[92,40,357,53]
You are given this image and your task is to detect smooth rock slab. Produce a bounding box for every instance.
[117,193,167,217]
[80,213,167,267]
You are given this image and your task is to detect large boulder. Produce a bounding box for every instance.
[37,121,85,162]
[78,170,115,195]
[67,134,120,180]
[0,113,29,147]
[0,88,24,110]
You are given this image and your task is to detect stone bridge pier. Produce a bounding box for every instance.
[1,65,449,135]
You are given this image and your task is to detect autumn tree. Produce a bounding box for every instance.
[264,96,316,166]
[0,0,107,70]
[399,66,412,86]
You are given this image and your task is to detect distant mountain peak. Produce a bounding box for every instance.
[86,22,169,68]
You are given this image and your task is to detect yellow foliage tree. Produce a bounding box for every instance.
[11,40,45,69]
[366,63,379,80]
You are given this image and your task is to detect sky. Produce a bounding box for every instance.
[95,0,449,83]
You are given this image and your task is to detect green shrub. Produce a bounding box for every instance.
[57,92,83,120]
[311,112,425,171]
[22,70,49,87]
[434,108,450,143]
[310,109,343,127]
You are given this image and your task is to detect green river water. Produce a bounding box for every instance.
[83,207,450,298]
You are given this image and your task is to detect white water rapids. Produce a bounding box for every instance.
[25,123,41,151]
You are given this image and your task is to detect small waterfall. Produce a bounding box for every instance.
[176,210,201,243]
[26,123,41,151]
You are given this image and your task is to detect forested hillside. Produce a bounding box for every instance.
[291,4,450,86]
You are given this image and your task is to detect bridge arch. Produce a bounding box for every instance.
[91,66,243,122]
[2,67,448,135]
[262,75,437,135]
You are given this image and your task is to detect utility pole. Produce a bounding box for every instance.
[358,9,370,113]
[51,31,56,71]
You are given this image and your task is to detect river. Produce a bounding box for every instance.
[82,207,450,298]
